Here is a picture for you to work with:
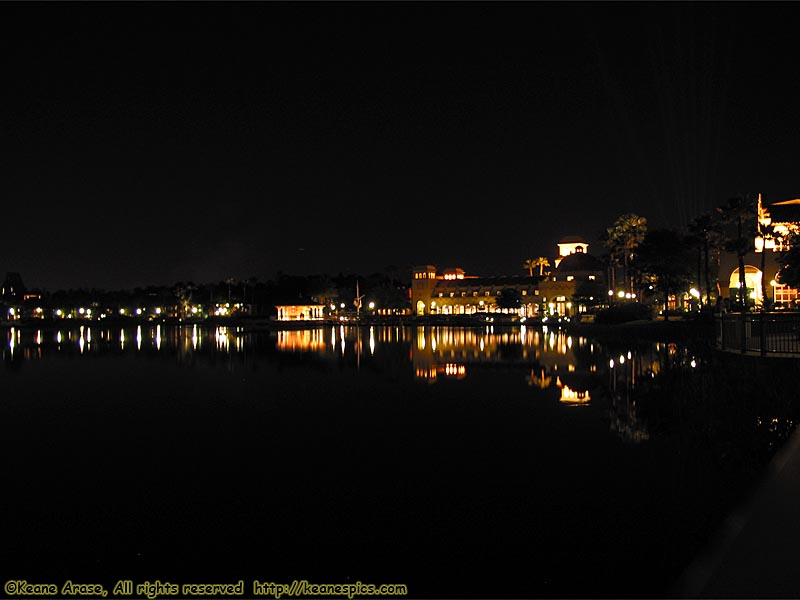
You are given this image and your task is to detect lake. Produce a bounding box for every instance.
[1,323,795,598]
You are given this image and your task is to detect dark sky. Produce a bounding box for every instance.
[3,1,799,291]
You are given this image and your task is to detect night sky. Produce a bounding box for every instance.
[3,2,799,291]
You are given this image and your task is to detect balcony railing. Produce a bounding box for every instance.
[716,312,800,356]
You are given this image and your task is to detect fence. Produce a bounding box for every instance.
[716,312,800,356]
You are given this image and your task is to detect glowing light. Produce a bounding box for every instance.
[619,355,625,364]
[608,290,614,296]
[618,291,625,298]
[368,301,375,310]
[136,308,142,315]
[56,309,63,316]
[689,288,700,299]
[78,307,85,314]
[609,359,615,368]
[8,308,14,316]
[690,359,697,368]
[155,307,162,314]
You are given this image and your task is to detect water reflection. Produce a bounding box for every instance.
[3,323,794,450]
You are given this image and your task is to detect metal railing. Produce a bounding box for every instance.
[716,312,800,356]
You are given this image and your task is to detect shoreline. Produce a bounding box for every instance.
[0,314,713,339]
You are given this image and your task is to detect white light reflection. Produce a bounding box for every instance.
[215,327,230,351]
[9,327,15,357]
[136,325,142,350]
[192,324,198,350]
[120,329,125,350]
[156,325,161,350]
[369,327,375,355]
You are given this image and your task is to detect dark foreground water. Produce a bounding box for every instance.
[1,323,797,598]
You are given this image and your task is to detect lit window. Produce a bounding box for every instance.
[450,292,454,297]
[485,291,490,296]
[521,290,527,296]
[438,293,443,297]
[473,291,478,297]
[566,275,574,282]
[589,275,596,281]
[461,292,466,297]
[534,290,540,296]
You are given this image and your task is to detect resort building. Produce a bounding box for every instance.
[553,236,590,268]
[411,265,540,317]
[721,195,800,308]
[411,239,607,318]
[275,303,325,321]
[539,248,607,317]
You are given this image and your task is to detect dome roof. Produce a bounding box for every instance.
[556,252,603,272]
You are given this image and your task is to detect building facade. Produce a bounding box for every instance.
[720,195,800,308]
[411,239,607,318]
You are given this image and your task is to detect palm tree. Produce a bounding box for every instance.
[718,195,757,310]
[523,259,535,277]
[758,221,777,310]
[688,210,724,307]
[533,257,550,276]
[523,257,550,277]
[604,214,647,294]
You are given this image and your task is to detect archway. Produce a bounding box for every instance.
[728,266,763,305]
[416,300,426,316]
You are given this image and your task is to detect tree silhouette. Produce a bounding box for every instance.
[688,211,724,307]
[777,230,800,291]
[718,196,757,310]
[604,214,647,294]
[523,257,550,277]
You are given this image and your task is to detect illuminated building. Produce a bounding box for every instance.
[411,265,539,317]
[538,248,606,317]
[411,238,606,318]
[275,303,325,321]
[721,195,800,307]
[553,236,589,268]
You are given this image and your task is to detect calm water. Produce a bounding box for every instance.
[1,323,796,598]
